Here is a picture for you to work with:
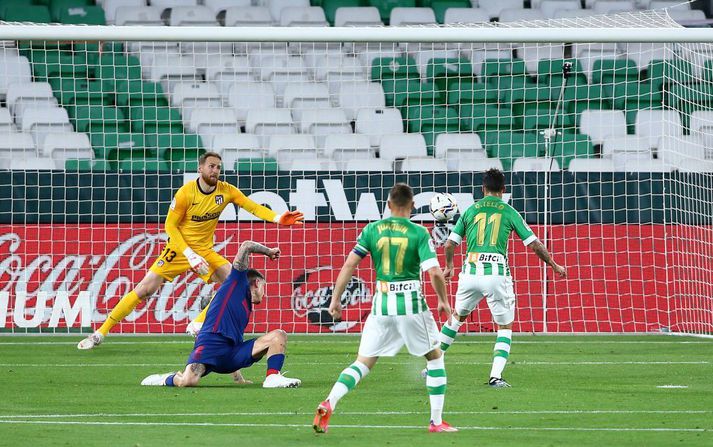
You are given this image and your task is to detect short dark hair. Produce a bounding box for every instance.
[199,151,222,165]
[389,183,414,208]
[482,168,506,193]
[247,269,264,283]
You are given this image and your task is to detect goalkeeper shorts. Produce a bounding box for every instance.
[149,243,230,283]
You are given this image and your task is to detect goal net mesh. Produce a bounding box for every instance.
[0,7,711,336]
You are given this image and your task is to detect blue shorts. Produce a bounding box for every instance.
[186,332,258,375]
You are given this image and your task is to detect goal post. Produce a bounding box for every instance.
[0,9,711,337]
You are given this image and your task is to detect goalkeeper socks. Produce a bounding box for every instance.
[490,329,512,379]
[165,374,176,387]
[439,318,464,352]
[266,353,285,376]
[426,356,447,425]
[97,290,141,336]
[326,361,370,409]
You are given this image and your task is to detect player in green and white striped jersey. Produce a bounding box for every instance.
[313,183,457,434]
[440,169,567,388]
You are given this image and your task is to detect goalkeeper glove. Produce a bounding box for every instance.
[183,247,209,276]
[274,210,304,226]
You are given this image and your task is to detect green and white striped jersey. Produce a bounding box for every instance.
[448,196,537,276]
[353,216,439,316]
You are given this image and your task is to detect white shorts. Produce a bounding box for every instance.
[358,311,440,357]
[454,273,516,326]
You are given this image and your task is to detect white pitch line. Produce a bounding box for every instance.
[0,340,710,346]
[0,410,709,419]
[0,420,706,432]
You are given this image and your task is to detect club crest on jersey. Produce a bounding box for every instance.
[215,195,224,205]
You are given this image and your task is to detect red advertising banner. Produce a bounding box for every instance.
[0,223,688,334]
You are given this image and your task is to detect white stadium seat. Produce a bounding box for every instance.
[478,0,523,19]
[224,6,272,26]
[668,9,706,26]
[298,108,352,147]
[309,55,367,93]
[267,0,309,21]
[169,6,217,26]
[188,108,240,135]
[102,0,144,24]
[568,158,616,172]
[451,158,504,172]
[592,0,635,14]
[114,6,163,25]
[20,107,73,146]
[283,82,331,114]
[389,7,436,26]
[323,134,375,161]
[517,43,565,75]
[268,134,318,168]
[620,43,670,71]
[204,0,250,15]
[657,135,708,170]
[288,158,340,171]
[338,158,393,171]
[538,0,581,18]
[434,133,486,170]
[689,110,713,134]
[0,108,17,132]
[171,82,222,110]
[205,55,254,95]
[0,133,37,168]
[601,135,651,158]
[379,133,428,162]
[579,110,627,145]
[211,134,266,164]
[254,55,310,100]
[8,157,55,170]
[245,108,295,143]
[647,0,690,9]
[498,8,545,22]
[280,6,327,26]
[41,132,93,168]
[6,82,57,120]
[635,109,683,149]
[334,7,382,27]
[399,157,448,171]
[337,82,386,121]
[228,82,276,123]
[147,55,201,92]
[612,152,670,172]
[150,0,197,14]
[512,157,561,171]
[443,8,489,24]
[553,9,596,19]
[355,108,403,146]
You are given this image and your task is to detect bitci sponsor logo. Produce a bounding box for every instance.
[290,266,372,332]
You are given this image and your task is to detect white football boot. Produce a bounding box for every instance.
[77,332,104,350]
[262,373,301,388]
[141,372,175,386]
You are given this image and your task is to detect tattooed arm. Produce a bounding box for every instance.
[529,240,567,278]
[232,240,280,271]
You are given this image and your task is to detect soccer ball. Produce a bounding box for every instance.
[429,193,458,222]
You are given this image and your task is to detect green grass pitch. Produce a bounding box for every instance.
[1,334,711,446]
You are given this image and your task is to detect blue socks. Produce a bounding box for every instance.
[266,353,285,376]
[165,373,176,387]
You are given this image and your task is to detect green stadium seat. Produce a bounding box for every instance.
[482,58,527,78]
[115,81,169,108]
[460,104,515,132]
[64,159,112,171]
[89,132,147,160]
[97,55,143,90]
[431,0,470,23]
[58,5,106,25]
[605,81,663,111]
[382,80,445,116]
[148,133,204,162]
[3,5,51,22]
[407,105,459,153]
[0,0,33,18]
[369,0,416,23]
[591,59,638,85]
[426,57,474,92]
[71,42,100,66]
[322,0,362,25]
[117,158,171,172]
[447,81,497,105]
[702,59,713,83]
[561,84,611,123]
[370,56,419,81]
[50,0,90,21]
[537,59,587,87]
[71,105,128,134]
[129,106,183,134]
[495,75,539,104]
[512,103,573,130]
[50,78,112,107]
[482,131,543,170]
[29,50,88,81]
[646,59,695,92]
[666,83,713,131]
[549,133,594,170]
[235,158,279,173]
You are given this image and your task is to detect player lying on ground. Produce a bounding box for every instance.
[313,183,457,434]
[78,152,303,350]
[141,240,301,388]
[439,168,567,388]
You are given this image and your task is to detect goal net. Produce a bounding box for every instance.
[0,7,711,337]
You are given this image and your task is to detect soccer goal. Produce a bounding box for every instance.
[0,8,711,338]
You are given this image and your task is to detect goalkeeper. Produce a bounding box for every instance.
[141,240,301,388]
[78,152,303,350]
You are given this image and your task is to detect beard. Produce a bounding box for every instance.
[201,172,219,187]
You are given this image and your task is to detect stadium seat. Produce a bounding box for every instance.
[3,5,51,22]
[389,7,436,25]
[129,106,181,134]
[288,158,340,171]
[689,110,713,135]
[601,135,651,158]
[667,9,706,27]
[460,104,516,133]
[538,0,580,19]
[283,82,331,117]
[205,55,253,95]
[89,132,147,161]
[447,82,498,106]
[170,82,222,120]
[102,0,144,24]
[267,0,309,21]
[0,107,16,132]
[114,6,164,25]
[147,54,201,93]
[97,54,143,89]
[338,158,393,171]
[590,58,637,85]
[114,81,168,108]
[355,107,403,146]
[169,6,218,26]
[579,110,627,145]
[483,131,543,170]
[407,105,459,152]
[20,107,73,146]
[322,0,361,25]
[210,134,266,162]
[188,108,240,138]
[550,133,594,169]
[430,0,471,23]
[245,108,295,144]
[647,0,690,9]
[434,133,486,170]
[537,58,588,88]
[635,109,683,149]
[310,54,368,94]
[41,132,93,168]
[280,6,328,26]
[621,43,669,71]
[426,57,474,92]
[28,50,88,82]
[337,81,386,121]
[0,133,37,167]
[323,134,375,161]
[645,59,695,92]
[298,108,352,147]
[477,0,522,19]
[516,44,565,75]
[151,133,204,162]
[254,55,310,100]
[267,134,318,168]
[552,9,595,19]
[150,0,198,15]
[612,152,670,172]
[379,133,428,161]
[568,157,615,172]
[369,0,416,23]
[443,7,489,24]
[657,135,707,170]
[6,82,57,120]
[57,5,106,24]
[604,81,663,111]
[446,157,501,171]
[512,157,560,171]
[52,78,113,107]
[224,6,273,27]
[592,0,635,13]
[228,82,277,123]
[334,6,383,26]
[399,156,448,171]
[499,7,545,22]
[205,0,251,16]
[370,56,419,82]
[7,157,56,170]
[382,79,444,112]
[0,55,31,101]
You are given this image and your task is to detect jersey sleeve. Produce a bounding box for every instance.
[511,208,538,246]
[164,187,190,253]
[230,184,278,223]
[353,224,370,258]
[447,210,467,245]
[418,228,440,272]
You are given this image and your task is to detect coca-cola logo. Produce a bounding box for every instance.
[290,266,372,332]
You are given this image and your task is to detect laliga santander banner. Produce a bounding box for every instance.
[0,223,672,333]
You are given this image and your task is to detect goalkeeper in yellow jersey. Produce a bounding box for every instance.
[77,152,304,350]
